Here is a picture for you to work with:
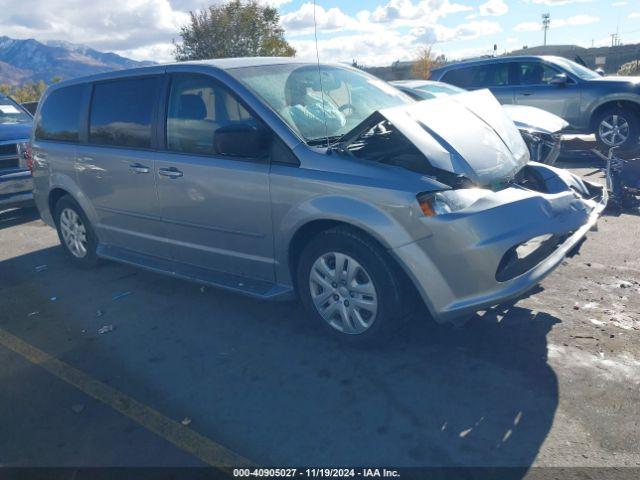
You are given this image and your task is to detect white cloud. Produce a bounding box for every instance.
[281,3,365,35]
[531,0,592,5]
[370,0,472,24]
[630,12,640,18]
[0,0,188,61]
[282,0,473,36]
[554,14,600,27]
[479,0,508,17]
[412,20,502,43]
[514,14,599,32]
[292,30,415,66]
[612,1,628,5]
[513,22,540,32]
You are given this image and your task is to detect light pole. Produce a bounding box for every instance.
[542,13,550,46]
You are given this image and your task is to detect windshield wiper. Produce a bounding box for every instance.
[307,135,344,147]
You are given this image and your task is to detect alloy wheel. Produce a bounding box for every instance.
[309,252,378,334]
[60,208,88,258]
[599,114,630,147]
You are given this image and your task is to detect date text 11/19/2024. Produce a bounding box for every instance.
[233,468,400,478]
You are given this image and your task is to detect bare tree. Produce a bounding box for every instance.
[174,0,295,61]
[411,44,435,80]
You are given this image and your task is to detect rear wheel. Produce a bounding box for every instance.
[594,107,640,155]
[296,227,411,345]
[54,195,99,267]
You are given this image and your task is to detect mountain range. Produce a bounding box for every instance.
[0,36,155,86]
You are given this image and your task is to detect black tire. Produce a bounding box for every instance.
[593,107,640,155]
[53,195,99,268]
[296,226,413,345]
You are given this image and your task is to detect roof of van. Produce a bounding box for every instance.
[180,56,306,69]
[430,55,566,75]
[46,56,317,90]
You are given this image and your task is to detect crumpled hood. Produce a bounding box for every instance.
[501,104,569,134]
[376,89,530,186]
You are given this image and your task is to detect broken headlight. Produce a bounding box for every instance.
[417,189,490,217]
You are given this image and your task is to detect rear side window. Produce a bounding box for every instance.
[35,85,84,142]
[89,77,159,149]
[442,64,510,89]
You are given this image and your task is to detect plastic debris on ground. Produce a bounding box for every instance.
[112,291,132,301]
[98,324,115,334]
[181,417,192,426]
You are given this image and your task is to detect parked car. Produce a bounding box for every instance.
[21,101,38,116]
[430,55,640,154]
[0,94,33,209]
[391,79,569,165]
[31,58,605,343]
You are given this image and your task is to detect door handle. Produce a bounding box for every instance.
[129,163,150,174]
[158,167,183,178]
[520,92,533,96]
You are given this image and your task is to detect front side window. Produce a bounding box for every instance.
[229,64,410,143]
[89,77,159,148]
[166,73,257,156]
[35,85,84,142]
[515,62,562,85]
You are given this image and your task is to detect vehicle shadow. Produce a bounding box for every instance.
[0,246,560,474]
[0,206,40,230]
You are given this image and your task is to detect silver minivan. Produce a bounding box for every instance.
[31,57,605,343]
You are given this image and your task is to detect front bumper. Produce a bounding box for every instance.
[392,165,606,323]
[0,168,33,208]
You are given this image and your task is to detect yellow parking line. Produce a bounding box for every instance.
[0,327,253,469]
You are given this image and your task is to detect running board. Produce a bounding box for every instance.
[97,244,294,300]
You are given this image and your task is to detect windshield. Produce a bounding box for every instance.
[416,83,466,96]
[549,57,601,80]
[0,96,31,124]
[229,64,411,143]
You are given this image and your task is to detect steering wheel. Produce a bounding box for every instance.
[339,103,357,116]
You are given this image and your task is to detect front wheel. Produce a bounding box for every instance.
[296,227,411,345]
[594,107,640,155]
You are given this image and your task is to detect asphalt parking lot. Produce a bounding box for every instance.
[0,153,639,475]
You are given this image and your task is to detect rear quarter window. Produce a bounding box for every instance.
[89,77,160,149]
[35,85,84,142]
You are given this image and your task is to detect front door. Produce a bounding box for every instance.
[511,61,582,127]
[155,72,274,282]
[76,75,168,258]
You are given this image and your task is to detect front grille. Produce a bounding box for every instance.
[0,143,19,170]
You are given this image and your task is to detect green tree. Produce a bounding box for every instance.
[0,80,48,103]
[174,0,295,61]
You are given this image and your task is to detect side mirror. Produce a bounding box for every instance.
[213,123,269,158]
[550,73,568,86]
[595,68,605,77]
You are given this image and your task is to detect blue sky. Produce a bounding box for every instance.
[0,0,639,65]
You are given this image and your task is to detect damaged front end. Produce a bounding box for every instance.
[502,104,569,166]
[336,90,606,322]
